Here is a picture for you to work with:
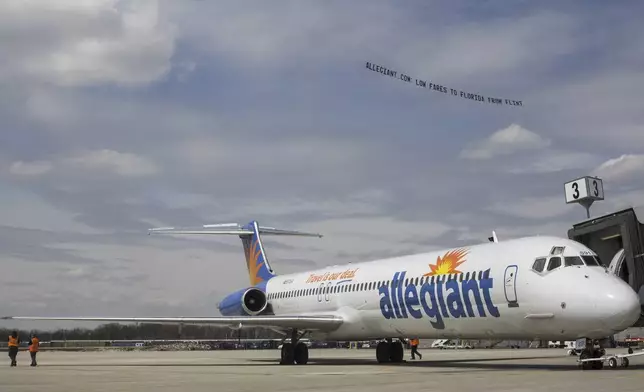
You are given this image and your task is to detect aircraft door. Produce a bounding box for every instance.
[504,265,519,308]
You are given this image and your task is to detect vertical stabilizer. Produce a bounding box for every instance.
[240,221,275,286]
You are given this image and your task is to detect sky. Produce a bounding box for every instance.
[1,0,644,330]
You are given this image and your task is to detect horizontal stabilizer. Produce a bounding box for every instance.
[149,222,322,238]
[1,315,343,332]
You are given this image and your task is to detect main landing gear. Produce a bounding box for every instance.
[376,339,405,363]
[280,329,309,365]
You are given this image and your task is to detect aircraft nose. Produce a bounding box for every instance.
[597,280,641,332]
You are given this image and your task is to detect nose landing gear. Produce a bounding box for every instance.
[578,345,605,370]
[577,338,643,370]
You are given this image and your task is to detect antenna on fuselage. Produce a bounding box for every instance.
[488,231,499,243]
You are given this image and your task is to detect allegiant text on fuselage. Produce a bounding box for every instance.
[379,270,500,330]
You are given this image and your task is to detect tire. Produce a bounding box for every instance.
[376,341,390,363]
[390,341,404,363]
[280,343,294,365]
[608,357,617,368]
[578,350,591,370]
[294,343,308,365]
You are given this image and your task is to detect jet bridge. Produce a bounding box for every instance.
[567,207,644,327]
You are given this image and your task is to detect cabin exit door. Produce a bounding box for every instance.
[504,265,519,308]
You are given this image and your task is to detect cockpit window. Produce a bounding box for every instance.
[532,258,546,273]
[547,256,562,271]
[564,256,584,266]
[581,255,601,266]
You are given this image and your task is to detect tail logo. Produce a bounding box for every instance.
[245,236,268,286]
[242,235,273,286]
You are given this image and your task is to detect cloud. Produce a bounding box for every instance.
[528,70,644,151]
[505,150,601,175]
[592,154,644,183]
[6,149,158,179]
[294,216,454,262]
[0,0,176,87]
[8,160,52,176]
[0,186,103,234]
[486,195,571,220]
[460,124,551,160]
[63,149,159,177]
[168,2,578,84]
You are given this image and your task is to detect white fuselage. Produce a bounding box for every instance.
[263,236,641,341]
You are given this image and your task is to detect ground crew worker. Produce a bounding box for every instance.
[7,331,20,367]
[410,338,422,360]
[29,334,40,366]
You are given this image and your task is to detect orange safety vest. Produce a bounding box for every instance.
[29,337,40,352]
[8,336,18,347]
[410,338,419,346]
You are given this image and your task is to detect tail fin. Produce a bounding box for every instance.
[149,220,322,286]
[240,221,276,286]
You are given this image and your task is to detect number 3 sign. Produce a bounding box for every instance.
[564,177,604,204]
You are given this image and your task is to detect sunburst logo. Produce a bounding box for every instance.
[423,248,468,276]
[246,237,266,285]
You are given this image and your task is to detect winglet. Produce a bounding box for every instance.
[488,231,499,243]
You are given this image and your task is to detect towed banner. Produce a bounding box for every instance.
[365,61,523,107]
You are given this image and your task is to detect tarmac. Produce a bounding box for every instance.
[1,348,643,392]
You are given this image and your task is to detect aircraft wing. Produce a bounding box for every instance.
[1,315,343,332]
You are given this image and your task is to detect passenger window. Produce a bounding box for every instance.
[547,257,562,271]
[532,258,546,273]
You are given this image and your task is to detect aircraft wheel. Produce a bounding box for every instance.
[621,357,629,368]
[578,350,591,370]
[591,351,604,370]
[390,340,404,363]
[294,343,309,365]
[608,357,618,369]
[376,341,390,363]
[280,343,295,365]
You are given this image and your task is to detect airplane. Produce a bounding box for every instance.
[2,220,641,369]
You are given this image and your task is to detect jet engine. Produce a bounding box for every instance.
[218,287,268,316]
